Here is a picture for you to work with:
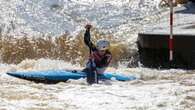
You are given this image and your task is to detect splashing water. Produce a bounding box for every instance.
[0,0,164,65]
[1,0,195,110]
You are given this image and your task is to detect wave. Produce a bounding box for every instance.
[0,29,137,66]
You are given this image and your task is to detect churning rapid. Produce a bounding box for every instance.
[1,0,195,110]
[0,0,163,65]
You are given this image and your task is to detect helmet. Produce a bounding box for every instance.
[96,39,110,51]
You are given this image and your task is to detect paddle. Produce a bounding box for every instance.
[87,48,98,84]
[85,24,98,84]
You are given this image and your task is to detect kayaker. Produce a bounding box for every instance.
[83,24,112,79]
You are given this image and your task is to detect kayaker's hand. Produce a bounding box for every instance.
[86,59,96,70]
[91,59,96,69]
[85,24,92,30]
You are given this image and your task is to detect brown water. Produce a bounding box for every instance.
[0,0,194,109]
[0,31,135,66]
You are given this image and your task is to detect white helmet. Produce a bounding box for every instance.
[96,39,110,51]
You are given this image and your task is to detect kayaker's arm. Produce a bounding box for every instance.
[84,24,98,84]
[84,25,96,51]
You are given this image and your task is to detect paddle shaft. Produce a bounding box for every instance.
[89,49,98,84]
[86,27,98,84]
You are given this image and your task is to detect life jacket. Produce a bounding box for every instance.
[91,50,112,68]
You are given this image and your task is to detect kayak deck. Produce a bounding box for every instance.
[7,70,136,84]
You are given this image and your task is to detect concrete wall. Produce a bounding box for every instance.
[189,0,195,3]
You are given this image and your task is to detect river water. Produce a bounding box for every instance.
[0,59,195,110]
[1,0,195,110]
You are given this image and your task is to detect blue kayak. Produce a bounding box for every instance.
[7,70,136,83]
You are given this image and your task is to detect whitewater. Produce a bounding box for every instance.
[1,0,195,110]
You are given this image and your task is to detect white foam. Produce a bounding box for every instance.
[0,58,194,110]
[1,0,195,110]
[0,0,162,39]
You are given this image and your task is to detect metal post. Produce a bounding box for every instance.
[169,0,174,61]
